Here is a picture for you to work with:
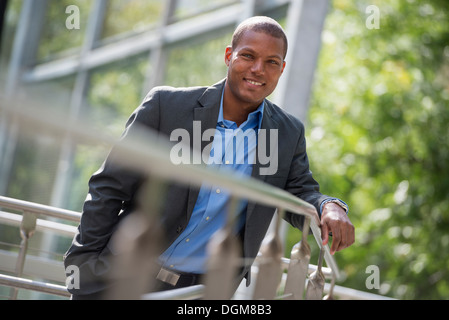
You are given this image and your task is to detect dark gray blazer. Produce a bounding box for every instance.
[64,79,330,297]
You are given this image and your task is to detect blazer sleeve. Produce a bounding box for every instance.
[282,120,330,230]
[63,88,162,295]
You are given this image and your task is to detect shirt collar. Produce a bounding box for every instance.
[217,89,265,129]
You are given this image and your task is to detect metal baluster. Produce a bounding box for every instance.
[252,208,284,300]
[10,211,36,299]
[323,273,336,300]
[106,176,166,299]
[204,196,241,299]
[284,216,311,300]
[305,246,326,300]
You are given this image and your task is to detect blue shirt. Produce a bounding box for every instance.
[158,94,264,274]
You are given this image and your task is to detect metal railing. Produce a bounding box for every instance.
[0,195,395,300]
[0,194,332,300]
[0,195,80,299]
[0,96,395,300]
[0,174,396,300]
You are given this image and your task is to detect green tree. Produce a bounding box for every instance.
[297,0,449,299]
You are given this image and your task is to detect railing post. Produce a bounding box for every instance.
[323,273,336,300]
[204,196,241,299]
[252,208,284,300]
[10,211,37,299]
[305,246,326,300]
[284,216,311,300]
[106,176,166,299]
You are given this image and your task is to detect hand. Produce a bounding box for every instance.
[320,202,355,255]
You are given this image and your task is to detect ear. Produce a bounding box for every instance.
[224,46,233,67]
[281,61,286,74]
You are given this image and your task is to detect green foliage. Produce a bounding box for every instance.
[164,31,233,87]
[174,0,238,20]
[37,0,91,61]
[102,0,163,39]
[87,54,149,135]
[66,54,150,211]
[297,0,449,299]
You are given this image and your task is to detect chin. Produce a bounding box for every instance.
[240,90,266,104]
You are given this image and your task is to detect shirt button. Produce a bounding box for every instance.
[225,160,230,165]
[206,216,210,221]
[216,189,221,194]
[186,238,190,242]
[169,265,174,268]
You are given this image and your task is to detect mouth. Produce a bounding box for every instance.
[244,78,265,87]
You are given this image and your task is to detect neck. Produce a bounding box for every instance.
[222,85,261,127]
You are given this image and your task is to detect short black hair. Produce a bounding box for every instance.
[231,16,288,59]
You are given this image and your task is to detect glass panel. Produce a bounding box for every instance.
[101,0,164,40]
[20,76,75,114]
[6,131,61,204]
[66,142,111,212]
[164,30,233,87]
[5,76,75,203]
[64,53,150,211]
[174,0,239,20]
[37,0,92,62]
[85,53,150,136]
[0,0,23,87]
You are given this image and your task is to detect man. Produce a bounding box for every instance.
[64,16,354,299]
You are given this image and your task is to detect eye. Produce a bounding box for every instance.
[242,53,253,59]
[268,59,280,65]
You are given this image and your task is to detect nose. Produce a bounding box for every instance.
[251,59,264,75]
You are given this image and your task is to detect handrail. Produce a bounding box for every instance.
[0,274,70,298]
[0,210,78,237]
[142,284,205,300]
[0,196,81,223]
[141,277,397,300]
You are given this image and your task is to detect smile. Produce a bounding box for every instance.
[245,79,264,86]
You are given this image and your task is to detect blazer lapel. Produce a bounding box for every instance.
[194,80,224,154]
[186,80,224,218]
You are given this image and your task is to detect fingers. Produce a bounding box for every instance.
[329,221,354,254]
[329,224,341,255]
[321,216,355,255]
[321,221,329,246]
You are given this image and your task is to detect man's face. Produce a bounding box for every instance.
[225,30,286,108]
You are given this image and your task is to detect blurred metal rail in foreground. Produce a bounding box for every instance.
[0,195,392,300]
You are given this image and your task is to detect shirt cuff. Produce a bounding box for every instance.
[320,198,349,215]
